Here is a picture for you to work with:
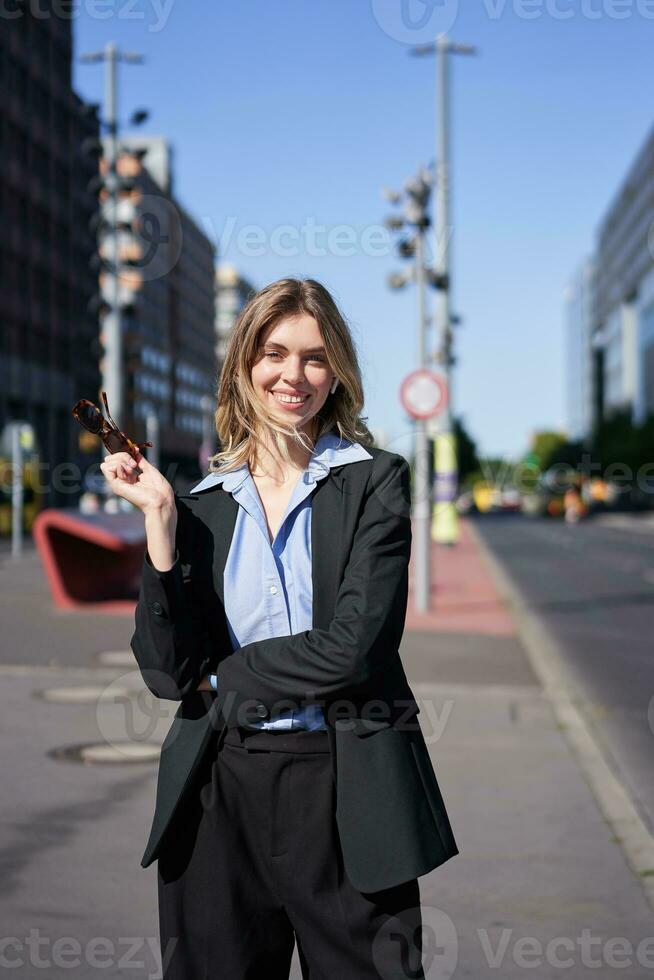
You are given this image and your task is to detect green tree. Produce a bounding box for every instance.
[453,415,480,484]
[592,408,654,475]
[530,431,567,469]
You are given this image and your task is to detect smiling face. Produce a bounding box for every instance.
[250,313,335,436]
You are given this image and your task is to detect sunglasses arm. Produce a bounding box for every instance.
[101,392,121,431]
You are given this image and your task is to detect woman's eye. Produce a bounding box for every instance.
[265,352,326,363]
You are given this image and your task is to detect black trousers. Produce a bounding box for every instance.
[157,724,425,979]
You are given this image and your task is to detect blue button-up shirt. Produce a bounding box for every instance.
[189,432,373,730]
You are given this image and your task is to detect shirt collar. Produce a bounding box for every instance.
[189,431,373,494]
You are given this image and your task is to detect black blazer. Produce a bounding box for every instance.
[130,444,459,892]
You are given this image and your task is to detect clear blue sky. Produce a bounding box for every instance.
[72,0,654,463]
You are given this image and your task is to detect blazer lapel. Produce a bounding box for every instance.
[311,467,347,631]
[207,491,238,608]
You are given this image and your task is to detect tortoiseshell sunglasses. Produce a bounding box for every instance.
[72,391,153,460]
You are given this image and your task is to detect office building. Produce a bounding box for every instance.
[0,10,101,507]
[215,263,256,364]
[591,125,654,428]
[566,124,654,438]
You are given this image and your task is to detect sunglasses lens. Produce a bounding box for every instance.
[75,402,104,433]
[104,430,128,454]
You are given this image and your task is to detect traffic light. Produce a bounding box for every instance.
[427,270,450,291]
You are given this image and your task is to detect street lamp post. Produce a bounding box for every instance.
[411,35,477,545]
[384,167,434,611]
[79,43,145,430]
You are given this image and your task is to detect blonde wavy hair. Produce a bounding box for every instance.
[207,277,374,474]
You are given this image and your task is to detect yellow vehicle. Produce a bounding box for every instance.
[0,456,43,534]
[472,480,495,514]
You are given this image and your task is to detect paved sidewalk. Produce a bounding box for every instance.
[401,516,654,978]
[0,521,653,978]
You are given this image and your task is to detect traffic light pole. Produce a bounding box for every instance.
[383,166,439,610]
[414,226,430,612]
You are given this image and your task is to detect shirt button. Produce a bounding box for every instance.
[269,586,278,595]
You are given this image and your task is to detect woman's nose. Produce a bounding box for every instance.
[282,359,306,384]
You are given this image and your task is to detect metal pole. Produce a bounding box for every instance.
[432,35,459,545]
[414,228,431,612]
[103,41,124,428]
[436,36,452,431]
[146,413,160,471]
[11,425,23,559]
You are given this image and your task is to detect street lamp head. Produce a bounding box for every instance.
[384,214,405,231]
[451,43,478,56]
[409,44,436,57]
[397,238,416,259]
[405,174,431,203]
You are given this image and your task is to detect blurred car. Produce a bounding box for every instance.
[455,490,475,514]
[500,487,522,512]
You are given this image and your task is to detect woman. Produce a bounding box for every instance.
[102,277,458,979]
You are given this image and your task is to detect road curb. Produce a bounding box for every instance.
[467,518,654,911]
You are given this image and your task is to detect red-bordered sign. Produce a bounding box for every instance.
[400,369,448,420]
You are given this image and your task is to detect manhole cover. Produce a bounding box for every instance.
[97,650,136,667]
[34,686,133,704]
[48,742,161,764]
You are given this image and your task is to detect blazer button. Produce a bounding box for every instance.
[151,601,164,616]
[255,703,269,718]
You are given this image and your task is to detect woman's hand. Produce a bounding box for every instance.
[100,449,174,516]
[196,674,214,692]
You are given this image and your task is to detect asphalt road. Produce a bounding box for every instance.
[474,512,654,837]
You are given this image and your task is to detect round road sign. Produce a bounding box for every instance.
[400,369,448,420]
